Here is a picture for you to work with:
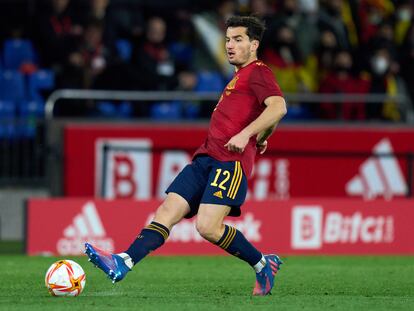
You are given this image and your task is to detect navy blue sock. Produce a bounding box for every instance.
[215,225,262,266]
[125,221,169,265]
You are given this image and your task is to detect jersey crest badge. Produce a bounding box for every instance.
[226,75,239,90]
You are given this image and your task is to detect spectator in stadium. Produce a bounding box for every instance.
[85,15,286,296]
[393,0,413,46]
[262,22,314,119]
[367,21,398,60]
[82,0,109,24]
[216,0,239,31]
[248,0,277,49]
[63,19,109,89]
[297,0,318,14]
[262,24,313,94]
[131,16,177,90]
[34,0,84,69]
[358,0,395,45]
[367,47,405,121]
[50,19,110,116]
[249,0,276,24]
[359,10,407,121]
[318,0,352,50]
[80,0,111,45]
[168,10,197,72]
[269,0,319,59]
[313,30,339,78]
[318,50,370,120]
[82,0,145,48]
[400,24,414,109]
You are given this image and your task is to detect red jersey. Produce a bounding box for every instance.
[194,60,283,177]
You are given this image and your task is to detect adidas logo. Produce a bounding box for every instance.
[346,138,408,199]
[213,190,223,199]
[57,201,114,255]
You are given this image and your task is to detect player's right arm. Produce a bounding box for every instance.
[255,96,286,154]
[256,126,275,154]
[224,95,286,153]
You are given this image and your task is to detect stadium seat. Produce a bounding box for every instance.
[118,101,133,118]
[0,100,15,118]
[95,101,133,118]
[96,101,117,117]
[3,39,36,70]
[182,101,200,119]
[115,39,132,62]
[169,42,193,65]
[195,71,225,92]
[150,101,182,120]
[0,100,17,139]
[18,100,44,138]
[27,69,55,100]
[284,104,313,121]
[19,100,44,118]
[0,70,26,101]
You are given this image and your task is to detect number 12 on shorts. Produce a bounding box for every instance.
[210,162,243,199]
[211,169,231,190]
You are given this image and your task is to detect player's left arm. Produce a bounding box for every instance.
[224,96,287,153]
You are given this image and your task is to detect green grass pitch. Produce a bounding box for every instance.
[0,255,413,311]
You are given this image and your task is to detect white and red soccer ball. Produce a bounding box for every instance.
[45,259,86,297]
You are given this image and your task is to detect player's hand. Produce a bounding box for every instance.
[224,132,249,153]
[256,140,268,154]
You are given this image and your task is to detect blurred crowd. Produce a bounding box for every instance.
[1,0,414,121]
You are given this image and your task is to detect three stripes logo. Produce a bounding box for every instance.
[217,226,237,250]
[228,161,242,199]
[57,201,114,255]
[346,138,408,199]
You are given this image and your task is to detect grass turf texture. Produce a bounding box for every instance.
[0,255,413,311]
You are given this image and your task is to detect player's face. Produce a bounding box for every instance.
[225,27,259,68]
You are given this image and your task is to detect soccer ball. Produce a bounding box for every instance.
[45,259,86,297]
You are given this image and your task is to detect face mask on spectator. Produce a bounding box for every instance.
[298,0,318,13]
[397,9,412,21]
[371,56,389,75]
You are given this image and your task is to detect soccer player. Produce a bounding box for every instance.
[85,15,287,296]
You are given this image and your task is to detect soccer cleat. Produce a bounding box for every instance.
[84,242,131,283]
[252,254,283,296]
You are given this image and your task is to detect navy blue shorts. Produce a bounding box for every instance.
[166,155,248,218]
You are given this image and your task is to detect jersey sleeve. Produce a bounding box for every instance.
[249,65,283,105]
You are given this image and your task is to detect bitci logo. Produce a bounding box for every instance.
[291,206,394,250]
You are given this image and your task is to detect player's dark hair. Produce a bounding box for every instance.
[225,15,266,42]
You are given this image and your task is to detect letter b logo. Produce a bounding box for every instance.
[291,206,323,249]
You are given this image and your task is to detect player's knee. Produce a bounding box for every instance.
[196,220,219,242]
